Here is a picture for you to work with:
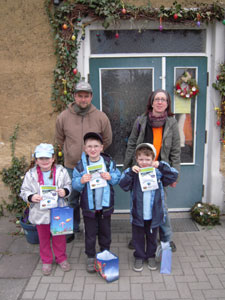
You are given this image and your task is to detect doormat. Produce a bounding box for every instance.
[111,218,199,233]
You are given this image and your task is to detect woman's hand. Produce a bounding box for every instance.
[31,194,42,203]
[132,165,140,173]
[81,173,92,184]
[101,172,111,181]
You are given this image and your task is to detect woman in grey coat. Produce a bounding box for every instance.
[123,89,181,251]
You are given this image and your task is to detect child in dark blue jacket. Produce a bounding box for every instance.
[72,132,121,273]
[119,143,178,272]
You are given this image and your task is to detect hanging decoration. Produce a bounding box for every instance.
[175,71,199,99]
[45,0,225,111]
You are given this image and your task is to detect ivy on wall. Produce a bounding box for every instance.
[213,63,225,145]
[45,0,225,111]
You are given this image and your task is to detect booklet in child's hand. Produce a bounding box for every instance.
[87,164,107,189]
[40,185,58,210]
[138,167,158,192]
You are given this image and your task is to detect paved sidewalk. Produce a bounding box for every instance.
[1,214,225,300]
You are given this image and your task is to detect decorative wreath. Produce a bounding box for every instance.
[175,71,199,99]
[190,202,220,226]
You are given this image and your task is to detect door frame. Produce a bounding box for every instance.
[76,21,225,211]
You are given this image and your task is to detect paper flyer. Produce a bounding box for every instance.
[138,167,158,192]
[87,164,107,189]
[40,185,58,210]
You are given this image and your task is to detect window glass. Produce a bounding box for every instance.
[101,68,153,164]
[91,30,206,54]
[174,68,197,163]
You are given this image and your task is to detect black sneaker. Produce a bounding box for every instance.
[86,257,96,273]
[128,239,135,250]
[66,233,75,243]
[148,257,157,271]
[170,241,177,252]
[133,258,143,272]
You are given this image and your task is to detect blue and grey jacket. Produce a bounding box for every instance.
[119,161,178,229]
[72,152,121,218]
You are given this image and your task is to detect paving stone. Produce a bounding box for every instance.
[107,291,130,299]
[207,274,224,289]
[155,290,180,299]
[143,291,156,300]
[131,283,143,299]
[49,283,72,291]
[0,253,39,278]
[45,291,59,300]
[119,276,130,291]
[34,283,49,299]
[58,291,82,299]
[176,282,192,299]
[72,276,85,291]
[164,276,177,290]
[25,276,41,290]
[94,291,106,300]
[82,284,95,299]
[203,289,225,298]
[0,278,27,300]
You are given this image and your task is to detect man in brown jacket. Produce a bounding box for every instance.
[55,81,112,242]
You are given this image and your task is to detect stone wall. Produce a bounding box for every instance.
[0,0,56,204]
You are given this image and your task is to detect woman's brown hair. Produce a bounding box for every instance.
[145,89,174,116]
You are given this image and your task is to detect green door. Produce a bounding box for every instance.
[166,57,207,208]
[89,56,207,210]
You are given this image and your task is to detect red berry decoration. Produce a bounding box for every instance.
[216,120,221,126]
[73,68,78,75]
[173,14,178,20]
[216,75,220,80]
[115,32,119,39]
[122,8,126,14]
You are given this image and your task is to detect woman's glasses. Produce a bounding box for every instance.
[154,98,167,103]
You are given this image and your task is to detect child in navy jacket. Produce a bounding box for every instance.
[119,143,178,272]
[72,132,121,273]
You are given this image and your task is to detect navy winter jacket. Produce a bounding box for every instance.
[119,161,178,229]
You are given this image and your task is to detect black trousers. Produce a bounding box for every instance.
[132,220,158,260]
[84,212,111,258]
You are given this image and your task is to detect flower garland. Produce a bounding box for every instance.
[191,202,220,226]
[45,0,224,111]
[175,71,199,99]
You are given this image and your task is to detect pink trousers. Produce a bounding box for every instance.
[36,224,67,264]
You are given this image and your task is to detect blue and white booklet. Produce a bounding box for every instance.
[138,167,158,192]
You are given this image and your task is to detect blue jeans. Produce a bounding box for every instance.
[66,167,80,232]
[159,213,172,242]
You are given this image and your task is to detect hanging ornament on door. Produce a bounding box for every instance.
[175,71,199,99]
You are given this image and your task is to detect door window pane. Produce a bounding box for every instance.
[174,68,197,163]
[101,68,153,164]
[91,30,206,54]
